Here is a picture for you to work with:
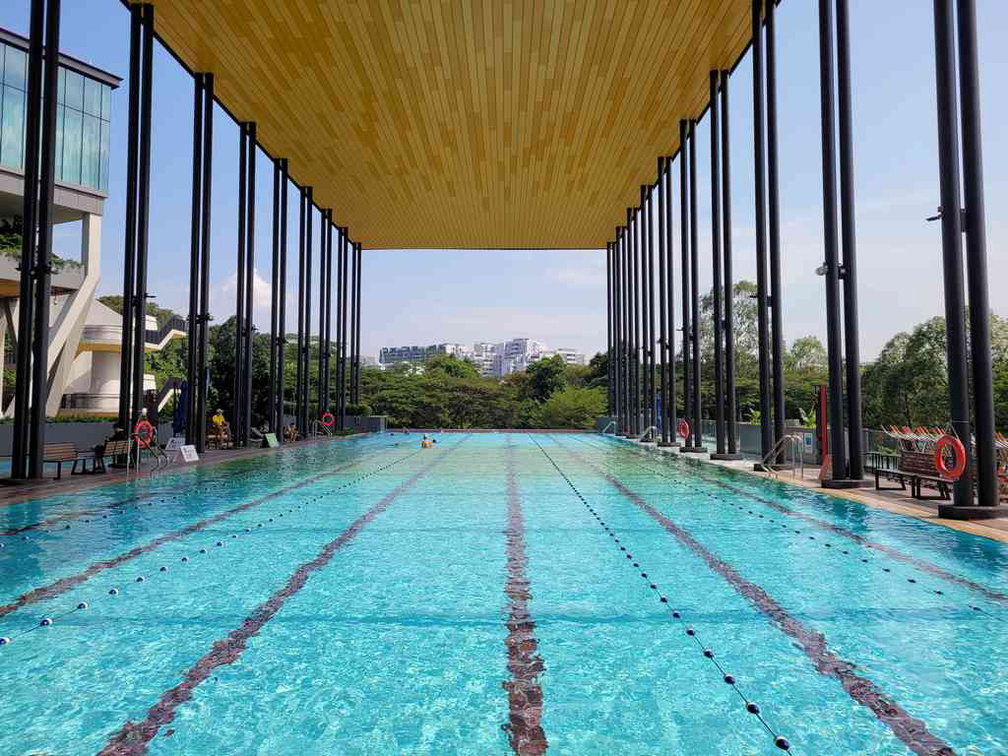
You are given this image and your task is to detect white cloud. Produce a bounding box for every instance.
[545,262,606,288]
[210,267,272,326]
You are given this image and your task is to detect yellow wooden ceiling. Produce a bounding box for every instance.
[145,0,753,249]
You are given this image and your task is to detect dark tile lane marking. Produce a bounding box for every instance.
[0,447,410,620]
[97,436,467,756]
[576,436,1008,605]
[502,441,548,755]
[558,438,956,756]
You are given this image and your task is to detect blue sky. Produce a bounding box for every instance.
[2,0,1005,361]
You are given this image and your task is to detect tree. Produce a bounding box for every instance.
[425,353,479,379]
[785,336,827,372]
[539,386,606,429]
[525,355,567,401]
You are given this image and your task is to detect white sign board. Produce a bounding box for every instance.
[180,444,200,463]
[164,437,185,452]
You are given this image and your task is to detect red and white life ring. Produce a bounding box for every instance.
[134,419,155,449]
[677,418,691,441]
[934,434,967,480]
[321,411,335,427]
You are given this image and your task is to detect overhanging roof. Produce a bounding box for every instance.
[146,1,754,249]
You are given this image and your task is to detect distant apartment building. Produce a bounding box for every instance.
[378,337,586,377]
[379,342,467,368]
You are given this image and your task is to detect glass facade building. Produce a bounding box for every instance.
[0,35,114,195]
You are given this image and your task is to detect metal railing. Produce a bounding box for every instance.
[638,425,657,443]
[599,420,616,436]
[310,420,332,440]
[756,434,804,479]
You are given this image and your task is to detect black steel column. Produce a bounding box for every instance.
[26,0,61,478]
[709,71,726,457]
[766,0,786,462]
[294,188,305,436]
[128,1,153,437]
[688,119,704,452]
[630,206,640,437]
[606,241,614,415]
[116,3,141,436]
[818,0,849,483]
[321,212,333,414]
[956,0,998,509]
[657,159,670,445]
[665,154,678,447]
[931,0,970,505]
[752,0,773,460]
[11,0,44,479]
[679,121,691,445]
[317,209,327,419]
[268,158,279,433]
[233,122,248,444]
[836,0,865,480]
[276,159,288,437]
[350,245,358,405]
[353,242,363,403]
[617,228,627,435]
[641,185,652,439]
[338,231,350,429]
[720,71,741,458]
[243,123,256,442]
[186,74,204,445]
[303,189,313,431]
[196,73,213,453]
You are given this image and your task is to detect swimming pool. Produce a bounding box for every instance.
[1,432,1005,755]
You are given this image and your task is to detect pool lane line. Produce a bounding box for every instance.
[96,435,468,756]
[529,435,793,753]
[557,438,957,756]
[0,445,411,621]
[0,447,430,646]
[502,441,548,755]
[578,440,997,618]
[579,435,1008,607]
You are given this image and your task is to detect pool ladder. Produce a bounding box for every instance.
[599,421,617,436]
[310,420,333,440]
[756,434,805,479]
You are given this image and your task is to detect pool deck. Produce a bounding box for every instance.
[0,434,366,508]
[647,443,1008,544]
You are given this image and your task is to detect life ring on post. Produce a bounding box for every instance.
[677,418,691,441]
[134,419,155,449]
[321,411,335,428]
[934,434,967,480]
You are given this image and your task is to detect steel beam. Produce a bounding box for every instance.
[665,154,678,446]
[276,159,288,437]
[234,122,248,444]
[657,159,670,446]
[195,73,213,453]
[679,120,691,446]
[688,119,704,452]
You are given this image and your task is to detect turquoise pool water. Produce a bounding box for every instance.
[1,432,1005,755]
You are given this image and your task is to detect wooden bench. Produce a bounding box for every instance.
[93,439,131,474]
[871,467,951,501]
[43,442,78,479]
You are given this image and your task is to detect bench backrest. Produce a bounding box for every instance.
[104,439,130,456]
[43,442,77,461]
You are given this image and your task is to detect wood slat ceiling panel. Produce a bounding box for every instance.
[146,0,753,248]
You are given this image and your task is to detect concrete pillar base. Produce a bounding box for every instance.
[681,446,707,454]
[937,504,1008,520]
[821,477,873,489]
[710,453,744,461]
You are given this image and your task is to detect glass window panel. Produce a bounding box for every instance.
[58,66,65,102]
[0,84,26,170]
[83,77,101,116]
[55,103,64,178]
[100,84,111,120]
[3,47,26,90]
[81,112,100,188]
[99,119,110,193]
[61,106,81,184]
[64,70,83,110]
